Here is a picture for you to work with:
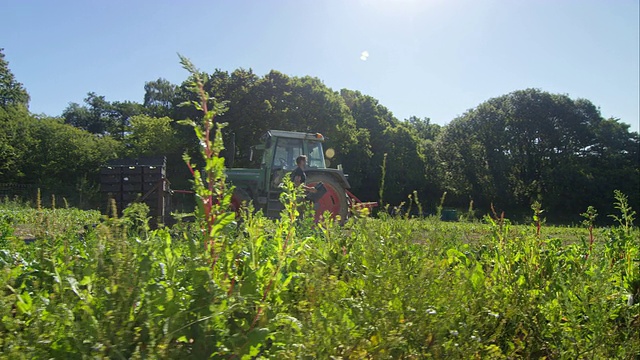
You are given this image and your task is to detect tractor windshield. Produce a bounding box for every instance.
[306,141,325,168]
[273,138,303,169]
[271,138,326,169]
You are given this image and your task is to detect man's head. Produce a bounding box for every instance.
[295,155,307,167]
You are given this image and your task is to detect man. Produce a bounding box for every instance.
[291,155,327,220]
[291,155,317,194]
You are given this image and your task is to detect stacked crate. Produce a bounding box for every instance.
[100,157,169,225]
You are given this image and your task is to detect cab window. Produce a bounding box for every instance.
[307,141,325,168]
[272,138,303,169]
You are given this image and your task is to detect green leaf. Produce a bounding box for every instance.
[281,272,294,288]
[166,287,174,302]
[79,275,92,286]
[470,263,484,290]
[241,270,259,296]
[164,247,174,263]
[245,328,270,357]
[176,335,189,343]
[211,212,235,237]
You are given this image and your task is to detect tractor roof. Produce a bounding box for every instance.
[264,130,325,142]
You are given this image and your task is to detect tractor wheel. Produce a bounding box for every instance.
[231,188,251,214]
[306,173,348,223]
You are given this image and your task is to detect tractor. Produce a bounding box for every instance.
[226,130,375,221]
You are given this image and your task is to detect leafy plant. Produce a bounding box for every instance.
[581,205,597,260]
[531,200,544,238]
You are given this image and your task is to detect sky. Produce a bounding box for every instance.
[1,0,639,133]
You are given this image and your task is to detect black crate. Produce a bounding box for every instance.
[123,183,142,192]
[143,165,165,174]
[122,175,143,183]
[123,166,143,175]
[143,173,164,182]
[142,181,163,192]
[100,167,122,175]
[100,157,168,226]
[101,183,122,193]
[100,174,121,184]
[122,193,141,202]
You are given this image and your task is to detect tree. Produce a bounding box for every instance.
[26,117,122,185]
[111,100,146,139]
[0,105,35,182]
[406,116,441,141]
[340,89,398,201]
[63,92,114,134]
[404,116,445,207]
[143,78,177,117]
[378,124,428,205]
[174,69,361,170]
[63,92,144,138]
[126,115,178,157]
[203,68,259,165]
[0,107,123,206]
[0,48,30,108]
[582,117,640,218]
[437,88,639,221]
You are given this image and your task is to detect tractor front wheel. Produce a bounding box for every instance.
[306,173,348,223]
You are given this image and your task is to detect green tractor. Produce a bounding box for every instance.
[226,130,374,221]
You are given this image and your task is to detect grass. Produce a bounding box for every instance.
[1,198,101,242]
[0,197,638,358]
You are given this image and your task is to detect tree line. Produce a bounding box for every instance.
[1,49,638,223]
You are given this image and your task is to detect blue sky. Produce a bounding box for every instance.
[2,0,638,132]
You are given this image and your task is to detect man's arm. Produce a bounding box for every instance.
[293,173,316,192]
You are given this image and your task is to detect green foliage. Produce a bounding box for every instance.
[0,105,33,179]
[0,48,30,108]
[604,191,639,306]
[380,125,429,204]
[62,92,146,138]
[581,205,598,259]
[121,202,151,235]
[143,77,177,118]
[0,108,122,207]
[531,201,545,237]
[126,114,178,157]
[1,188,639,357]
[436,191,447,219]
[379,152,387,205]
[609,190,636,237]
[29,117,122,184]
[437,89,640,221]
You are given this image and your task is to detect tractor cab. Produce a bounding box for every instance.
[260,130,326,170]
[227,130,374,221]
[259,130,326,192]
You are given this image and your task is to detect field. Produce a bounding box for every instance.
[1,191,638,359]
[1,64,638,359]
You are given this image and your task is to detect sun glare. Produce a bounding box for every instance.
[359,0,441,15]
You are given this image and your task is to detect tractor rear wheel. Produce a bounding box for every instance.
[306,173,348,223]
[231,188,251,214]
